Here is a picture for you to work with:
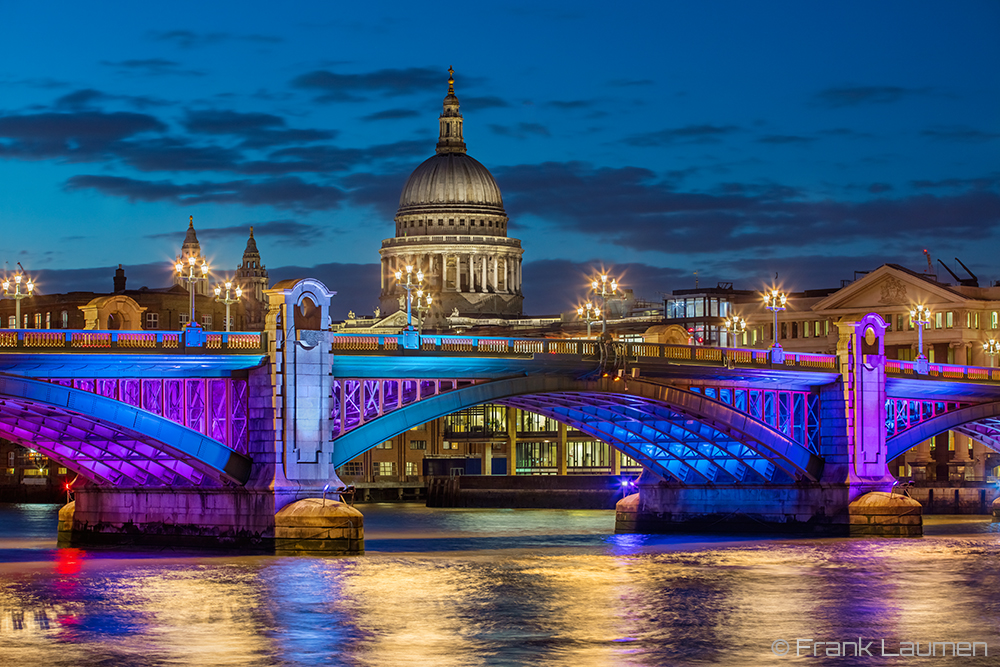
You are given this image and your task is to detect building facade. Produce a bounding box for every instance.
[378,68,524,319]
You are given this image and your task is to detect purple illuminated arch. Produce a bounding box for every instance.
[331,375,824,484]
[887,400,1000,460]
[0,375,252,486]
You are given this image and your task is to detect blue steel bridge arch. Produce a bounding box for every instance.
[331,376,825,484]
[0,374,252,486]
[887,400,1000,461]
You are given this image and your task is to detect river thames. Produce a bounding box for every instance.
[1,503,998,666]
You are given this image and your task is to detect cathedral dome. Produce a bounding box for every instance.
[398,152,504,213]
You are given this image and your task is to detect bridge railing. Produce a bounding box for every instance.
[886,359,1000,382]
[330,333,838,369]
[0,329,267,354]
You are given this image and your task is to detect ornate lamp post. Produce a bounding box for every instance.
[983,339,1000,368]
[763,288,787,363]
[723,312,747,347]
[214,281,242,332]
[175,254,209,328]
[910,304,931,374]
[590,273,621,338]
[577,302,601,338]
[2,265,33,328]
[394,264,424,348]
[413,287,433,333]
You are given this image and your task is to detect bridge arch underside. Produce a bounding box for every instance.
[0,376,252,487]
[887,401,1000,461]
[332,377,824,485]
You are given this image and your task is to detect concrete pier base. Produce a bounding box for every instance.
[615,483,923,537]
[848,492,922,537]
[275,498,364,555]
[59,487,365,553]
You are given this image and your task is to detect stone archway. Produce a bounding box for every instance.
[79,295,146,330]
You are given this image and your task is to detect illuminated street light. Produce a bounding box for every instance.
[983,339,1000,368]
[1,263,34,328]
[910,304,931,374]
[576,302,601,338]
[413,287,433,333]
[214,281,243,332]
[763,288,787,363]
[590,273,622,338]
[394,264,424,348]
[724,312,747,347]
[175,253,209,328]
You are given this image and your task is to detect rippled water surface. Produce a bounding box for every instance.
[2,503,1000,666]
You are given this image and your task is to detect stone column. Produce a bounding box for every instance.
[971,439,988,481]
[481,255,487,291]
[952,431,972,480]
[557,423,568,476]
[455,254,463,293]
[469,254,476,292]
[506,407,517,476]
[492,255,498,291]
[481,442,493,476]
[910,438,933,481]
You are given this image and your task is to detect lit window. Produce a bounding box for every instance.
[58,467,68,475]
[61,310,68,328]
[373,462,395,476]
[409,440,427,450]
[375,442,392,449]
[405,461,419,475]
[946,312,954,328]
[201,315,212,331]
[46,312,51,329]
[7,316,14,328]
[33,313,42,329]
[337,462,363,477]
[179,314,189,327]
[935,312,943,329]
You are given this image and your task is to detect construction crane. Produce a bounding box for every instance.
[923,249,935,276]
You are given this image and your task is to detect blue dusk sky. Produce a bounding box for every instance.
[0,1,997,318]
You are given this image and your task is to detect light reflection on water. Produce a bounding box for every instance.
[1,503,999,666]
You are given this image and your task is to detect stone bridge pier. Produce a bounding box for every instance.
[63,278,364,554]
[617,313,922,537]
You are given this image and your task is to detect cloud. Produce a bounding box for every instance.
[290,66,469,103]
[623,124,739,147]
[868,183,893,194]
[31,262,174,295]
[813,85,928,108]
[912,176,1000,190]
[362,108,420,122]
[340,171,411,217]
[147,30,283,49]
[182,109,335,147]
[53,88,171,110]
[0,111,166,161]
[488,122,550,139]
[495,161,1000,255]
[757,134,816,145]
[147,218,320,246]
[267,262,382,319]
[65,175,346,212]
[521,259,687,314]
[921,126,999,143]
[101,58,205,77]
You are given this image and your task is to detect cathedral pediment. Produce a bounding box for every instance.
[812,264,968,314]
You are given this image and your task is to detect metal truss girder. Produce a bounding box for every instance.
[887,401,1000,460]
[330,375,823,482]
[0,375,251,486]
[508,394,772,483]
[532,390,801,481]
[0,409,188,485]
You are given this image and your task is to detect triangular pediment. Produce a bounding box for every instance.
[812,264,968,313]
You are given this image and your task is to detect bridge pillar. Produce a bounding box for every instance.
[60,278,364,554]
[616,312,921,537]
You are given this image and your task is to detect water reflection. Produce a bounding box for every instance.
[1,504,999,665]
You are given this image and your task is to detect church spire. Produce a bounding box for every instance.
[436,66,466,154]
